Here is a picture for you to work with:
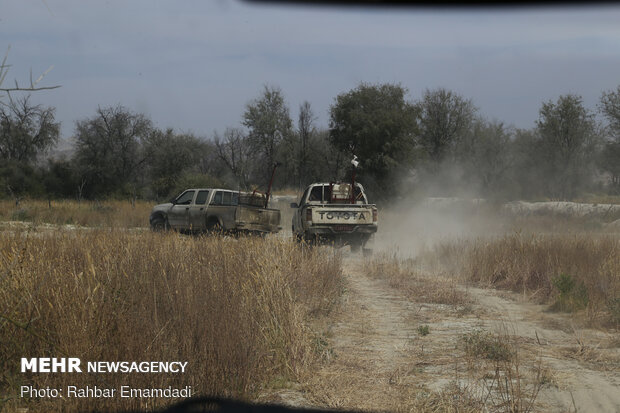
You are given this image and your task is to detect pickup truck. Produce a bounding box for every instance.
[149,188,281,234]
[290,182,377,254]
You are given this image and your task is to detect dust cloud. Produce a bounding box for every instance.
[373,197,506,258]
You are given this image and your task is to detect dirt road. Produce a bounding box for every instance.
[281,256,620,412]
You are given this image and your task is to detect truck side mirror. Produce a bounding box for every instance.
[290,202,298,208]
[169,197,177,205]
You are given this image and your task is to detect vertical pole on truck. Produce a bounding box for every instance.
[350,155,359,204]
[264,162,281,208]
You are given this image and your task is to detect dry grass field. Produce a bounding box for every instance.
[299,238,618,413]
[0,230,342,412]
[295,202,619,413]
[0,199,152,228]
[419,234,620,326]
[1,198,619,412]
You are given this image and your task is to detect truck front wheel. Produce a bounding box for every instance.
[151,216,168,232]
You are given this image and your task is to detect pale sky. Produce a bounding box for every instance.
[2,1,620,141]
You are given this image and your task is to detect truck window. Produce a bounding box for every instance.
[309,186,322,202]
[223,191,232,205]
[231,192,239,206]
[195,190,210,205]
[211,191,223,205]
[175,190,195,205]
[323,185,332,202]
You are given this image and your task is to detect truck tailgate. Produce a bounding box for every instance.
[236,207,281,233]
[310,206,374,225]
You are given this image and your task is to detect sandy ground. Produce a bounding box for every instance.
[271,256,620,413]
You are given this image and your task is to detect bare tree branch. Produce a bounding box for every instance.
[0,47,61,95]
[1,85,61,93]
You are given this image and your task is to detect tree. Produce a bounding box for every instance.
[0,48,61,200]
[0,95,59,163]
[507,128,545,199]
[214,127,254,190]
[307,128,347,184]
[536,94,598,200]
[297,101,316,188]
[144,128,209,198]
[242,85,293,181]
[42,157,79,198]
[73,105,152,197]
[457,120,513,197]
[0,96,60,199]
[0,47,60,96]
[599,86,620,139]
[598,86,620,189]
[416,88,476,162]
[600,142,620,189]
[329,82,418,196]
[0,160,46,201]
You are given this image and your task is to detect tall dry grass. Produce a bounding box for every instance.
[420,233,620,325]
[0,231,342,412]
[365,253,470,306]
[0,199,152,228]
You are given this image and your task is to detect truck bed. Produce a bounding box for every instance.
[236,206,281,233]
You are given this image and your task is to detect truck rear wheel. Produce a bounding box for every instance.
[304,233,319,246]
[294,231,304,243]
[206,219,223,235]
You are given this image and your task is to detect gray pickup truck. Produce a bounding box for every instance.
[150,188,281,234]
[291,182,377,254]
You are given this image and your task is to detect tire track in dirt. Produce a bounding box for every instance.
[469,287,620,413]
[303,257,423,411]
[269,252,619,412]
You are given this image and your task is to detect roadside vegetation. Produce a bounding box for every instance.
[378,229,620,327]
[359,228,619,412]
[362,254,547,411]
[0,231,342,412]
[366,253,471,307]
[3,83,620,204]
[0,199,152,228]
[422,233,620,327]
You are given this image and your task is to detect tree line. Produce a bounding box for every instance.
[1,83,619,202]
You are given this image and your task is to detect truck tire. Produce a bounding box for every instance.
[350,243,361,253]
[304,232,318,246]
[293,231,303,243]
[151,216,168,232]
[206,218,223,235]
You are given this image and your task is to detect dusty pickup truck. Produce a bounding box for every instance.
[290,182,377,254]
[150,188,281,234]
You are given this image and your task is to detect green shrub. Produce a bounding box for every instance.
[607,297,620,325]
[461,329,513,361]
[550,273,589,312]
